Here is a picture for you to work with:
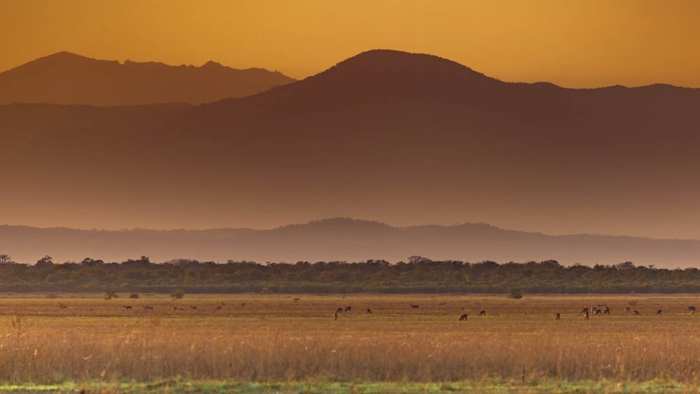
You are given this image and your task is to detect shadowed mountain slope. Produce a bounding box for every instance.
[1,49,700,239]
[0,52,294,105]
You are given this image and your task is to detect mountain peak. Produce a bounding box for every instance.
[33,51,96,65]
[326,49,494,81]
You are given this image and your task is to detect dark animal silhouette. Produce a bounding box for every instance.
[479,310,486,316]
[555,313,561,320]
[689,306,696,314]
[625,306,631,313]
[410,304,420,309]
[344,306,352,313]
[657,309,663,315]
[458,313,468,321]
[366,308,372,314]
[123,305,133,310]
[190,305,198,310]
[633,310,640,315]
[603,306,611,315]
[581,307,590,315]
[584,310,590,320]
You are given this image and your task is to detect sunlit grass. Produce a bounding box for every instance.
[0,294,700,386]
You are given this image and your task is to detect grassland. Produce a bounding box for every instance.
[1,294,700,392]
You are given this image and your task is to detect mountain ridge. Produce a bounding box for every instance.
[1,218,700,267]
[0,51,295,105]
[2,49,700,239]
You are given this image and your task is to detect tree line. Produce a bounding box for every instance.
[0,254,699,293]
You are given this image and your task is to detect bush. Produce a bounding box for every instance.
[509,288,523,299]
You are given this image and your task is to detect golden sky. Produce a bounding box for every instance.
[2,0,700,87]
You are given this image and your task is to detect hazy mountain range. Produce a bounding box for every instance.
[1,218,699,266]
[1,49,700,241]
[0,51,294,105]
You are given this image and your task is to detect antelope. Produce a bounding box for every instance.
[123,305,133,310]
[633,310,640,315]
[555,313,561,320]
[656,309,663,315]
[479,310,487,316]
[458,313,468,321]
[410,304,420,309]
[366,308,373,314]
[689,306,697,314]
[344,306,352,313]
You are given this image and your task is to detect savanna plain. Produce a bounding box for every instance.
[1,294,700,393]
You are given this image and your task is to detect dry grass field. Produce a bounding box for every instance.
[1,293,700,392]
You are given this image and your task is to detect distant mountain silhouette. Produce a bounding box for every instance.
[0,51,294,105]
[2,49,700,240]
[1,218,700,266]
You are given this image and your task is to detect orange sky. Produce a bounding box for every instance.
[2,0,700,87]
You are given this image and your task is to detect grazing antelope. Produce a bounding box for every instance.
[689,306,697,314]
[479,310,487,316]
[344,306,352,313]
[458,313,468,321]
[555,313,561,320]
[366,308,373,314]
[123,305,133,310]
[410,304,420,309]
[581,307,590,315]
[603,306,611,315]
[633,310,640,315]
[656,309,663,315]
[584,310,590,320]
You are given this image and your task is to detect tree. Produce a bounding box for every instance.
[35,255,54,267]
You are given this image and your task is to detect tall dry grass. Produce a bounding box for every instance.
[0,294,699,383]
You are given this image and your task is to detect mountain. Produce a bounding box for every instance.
[0,51,294,105]
[1,218,699,266]
[1,49,700,240]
